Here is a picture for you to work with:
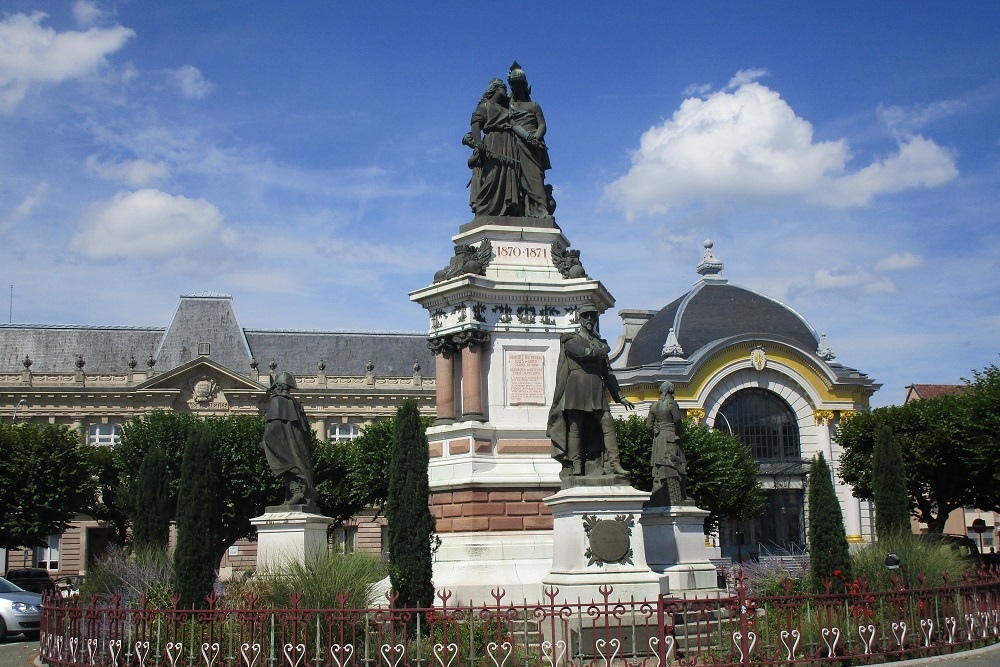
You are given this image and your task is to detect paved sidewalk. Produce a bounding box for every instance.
[881,642,1000,666]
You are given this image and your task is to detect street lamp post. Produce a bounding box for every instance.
[12,398,27,422]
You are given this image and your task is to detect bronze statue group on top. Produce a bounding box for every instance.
[464,62,555,219]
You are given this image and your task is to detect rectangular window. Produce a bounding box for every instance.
[328,422,360,442]
[88,423,121,446]
[198,342,211,356]
[332,526,357,554]
[36,534,60,571]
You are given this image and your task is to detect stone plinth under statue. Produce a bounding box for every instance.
[251,505,335,570]
[640,502,719,594]
[543,485,662,603]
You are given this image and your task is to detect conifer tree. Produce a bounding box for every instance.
[872,425,910,539]
[171,424,219,607]
[807,452,852,592]
[131,445,173,551]
[385,399,435,609]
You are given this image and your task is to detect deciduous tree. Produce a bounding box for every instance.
[0,422,97,551]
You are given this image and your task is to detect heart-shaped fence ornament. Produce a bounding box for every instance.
[165,642,183,667]
[87,638,99,665]
[920,619,934,647]
[780,629,800,660]
[380,643,404,667]
[645,637,661,667]
[432,643,456,667]
[69,637,79,661]
[486,641,513,667]
[282,644,305,667]
[731,631,757,662]
[109,640,123,667]
[944,616,957,644]
[134,641,151,667]
[821,627,840,656]
[541,640,567,667]
[202,642,221,667]
[891,621,907,647]
[965,613,976,636]
[331,644,355,667]
[241,643,262,667]
[857,625,875,654]
[595,638,620,667]
[55,636,64,659]
[980,612,991,638]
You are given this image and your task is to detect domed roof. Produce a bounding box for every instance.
[625,241,819,368]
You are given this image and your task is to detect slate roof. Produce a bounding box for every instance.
[0,324,164,374]
[625,282,819,368]
[1,294,435,379]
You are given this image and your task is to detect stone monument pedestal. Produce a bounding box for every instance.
[640,504,719,594]
[250,506,335,571]
[542,485,662,603]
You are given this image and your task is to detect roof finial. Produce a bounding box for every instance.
[696,239,725,280]
[661,327,685,361]
[816,333,837,361]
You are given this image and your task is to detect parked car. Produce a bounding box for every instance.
[0,577,41,641]
[4,569,56,595]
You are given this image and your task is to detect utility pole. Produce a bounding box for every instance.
[8,284,11,324]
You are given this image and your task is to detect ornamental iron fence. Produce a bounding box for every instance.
[40,569,1000,667]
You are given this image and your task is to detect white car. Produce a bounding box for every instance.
[0,577,41,642]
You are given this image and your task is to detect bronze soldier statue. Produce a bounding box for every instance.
[646,381,688,505]
[547,305,633,481]
[260,371,317,508]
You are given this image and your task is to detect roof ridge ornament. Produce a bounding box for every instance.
[696,239,726,283]
[660,327,685,361]
[816,333,837,361]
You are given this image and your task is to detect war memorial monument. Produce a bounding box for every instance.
[409,63,716,603]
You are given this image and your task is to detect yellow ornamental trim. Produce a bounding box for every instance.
[814,409,835,425]
[839,409,857,422]
[686,407,706,423]
[688,342,860,404]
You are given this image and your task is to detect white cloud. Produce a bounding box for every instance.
[604,78,959,218]
[85,155,169,186]
[726,68,768,90]
[72,1,104,28]
[817,135,958,207]
[879,99,966,133]
[813,268,896,294]
[169,65,212,99]
[875,251,925,271]
[14,181,49,217]
[0,11,134,113]
[72,189,223,259]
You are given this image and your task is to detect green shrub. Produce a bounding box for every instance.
[851,532,969,591]
[79,546,174,608]
[226,550,387,609]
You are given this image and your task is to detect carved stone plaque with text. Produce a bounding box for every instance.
[506,351,545,405]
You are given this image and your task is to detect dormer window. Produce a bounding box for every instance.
[198,342,211,356]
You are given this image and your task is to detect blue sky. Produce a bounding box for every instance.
[1,2,998,407]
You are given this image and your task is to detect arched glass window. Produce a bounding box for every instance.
[714,388,801,461]
[327,422,360,442]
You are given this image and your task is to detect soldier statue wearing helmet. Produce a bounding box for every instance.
[547,305,634,483]
[261,371,317,508]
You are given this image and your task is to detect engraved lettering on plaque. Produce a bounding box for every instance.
[506,352,545,405]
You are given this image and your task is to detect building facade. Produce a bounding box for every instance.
[610,242,881,560]
[1,292,435,578]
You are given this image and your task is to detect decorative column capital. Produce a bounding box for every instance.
[686,407,705,423]
[838,410,857,423]
[814,409,835,426]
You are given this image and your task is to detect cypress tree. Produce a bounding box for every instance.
[807,452,852,592]
[131,445,173,552]
[171,424,219,607]
[385,399,435,609]
[873,425,910,539]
